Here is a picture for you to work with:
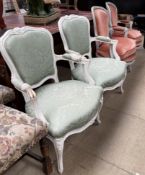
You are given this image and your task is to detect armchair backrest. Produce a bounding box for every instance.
[58,15,91,56]
[0,27,58,88]
[106,2,118,27]
[91,6,110,37]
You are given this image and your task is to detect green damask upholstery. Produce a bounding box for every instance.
[5,30,55,85]
[61,17,90,54]
[0,27,104,173]
[59,15,127,90]
[72,58,126,88]
[26,80,103,138]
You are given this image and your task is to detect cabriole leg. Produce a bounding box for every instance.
[53,139,65,174]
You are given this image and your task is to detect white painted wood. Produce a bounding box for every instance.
[58,14,127,93]
[0,26,103,174]
[47,97,103,173]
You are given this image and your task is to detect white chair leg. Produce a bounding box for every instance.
[94,98,103,125]
[120,84,124,94]
[117,83,124,94]
[96,114,101,124]
[93,116,101,126]
[53,139,65,174]
[127,65,132,72]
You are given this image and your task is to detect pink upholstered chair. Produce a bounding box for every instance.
[106,2,143,48]
[91,6,137,69]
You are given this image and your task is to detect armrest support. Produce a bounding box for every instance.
[55,52,95,85]
[91,36,120,60]
[55,50,89,64]
[11,76,48,124]
[12,77,36,100]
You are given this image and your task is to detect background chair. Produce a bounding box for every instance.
[0,26,103,173]
[106,2,143,48]
[0,105,49,174]
[91,6,137,70]
[58,14,127,93]
[0,85,49,174]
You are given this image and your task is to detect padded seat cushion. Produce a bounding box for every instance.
[72,58,126,88]
[0,105,48,174]
[112,37,136,58]
[98,37,136,61]
[26,80,103,138]
[0,85,15,104]
[112,28,143,46]
[128,29,142,39]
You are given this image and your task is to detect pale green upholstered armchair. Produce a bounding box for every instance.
[58,15,127,93]
[0,27,103,173]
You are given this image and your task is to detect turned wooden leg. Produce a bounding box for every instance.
[40,138,53,175]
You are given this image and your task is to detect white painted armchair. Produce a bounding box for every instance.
[0,26,103,173]
[58,15,127,92]
[106,2,143,48]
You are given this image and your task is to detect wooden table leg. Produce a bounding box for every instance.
[40,138,53,175]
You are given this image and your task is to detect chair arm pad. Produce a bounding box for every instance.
[12,77,36,100]
[113,26,128,32]
[63,53,89,64]
[91,36,117,45]
[55,51,89,64]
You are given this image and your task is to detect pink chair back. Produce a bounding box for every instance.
[106,2,118,27]
[91,7,110,37]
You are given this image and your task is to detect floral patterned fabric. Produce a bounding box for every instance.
[0,105,48,174]
[0,85,15,104]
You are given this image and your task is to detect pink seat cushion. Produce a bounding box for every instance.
[98,37,136,62]
[112,27,143,45]
[128,29,143,43]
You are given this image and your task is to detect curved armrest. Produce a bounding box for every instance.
[112,26,128,37]
[91,36,120,60]
[91,36,112,43]
[11,77,48,124]
[91,36,118,45]
[55,50,89,64]
[63,53,89,64]
[119,20,133,29]
[55,51,95,85]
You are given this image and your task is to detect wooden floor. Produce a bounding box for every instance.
[5,48,145,175]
